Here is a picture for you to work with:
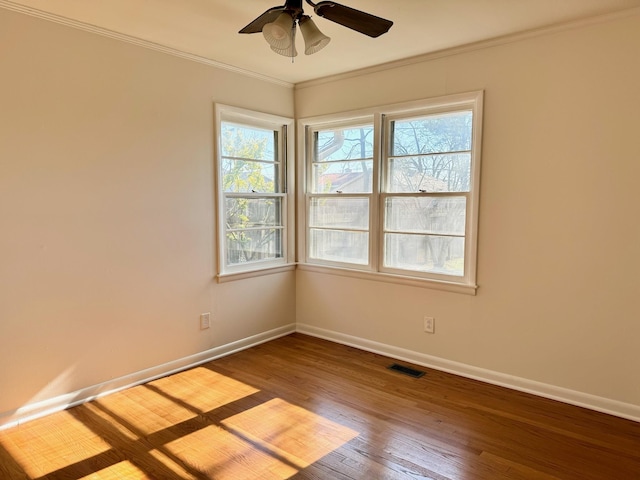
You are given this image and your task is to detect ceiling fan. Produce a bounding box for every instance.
[239,0,393,57]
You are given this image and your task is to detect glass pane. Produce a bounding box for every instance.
[384,233,464,276]
[226,228,282,265]
[221,122,277,162]
[311,160,373,193]
[226,197,282,229]
[221,159,278,193]
[310,197,368,229]
[314,125,374,162]
[388,153,471,193]
[309,229,368,265]
[385,197,466,235]
[391,111,472,156]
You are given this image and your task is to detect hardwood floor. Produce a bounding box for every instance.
[1,333,639,479]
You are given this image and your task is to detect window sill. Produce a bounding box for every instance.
[297,263,478,295]
[217,264,296,283]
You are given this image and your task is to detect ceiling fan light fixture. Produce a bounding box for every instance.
[240,1,392,60]
[271,22,298,59]
[262,12,295,50]
[271,42,298,58]
[299,15,331,55]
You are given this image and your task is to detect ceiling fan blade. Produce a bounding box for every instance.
[239,6,286,34]
[313,2,393,38]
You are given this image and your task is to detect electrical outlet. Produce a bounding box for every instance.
[424,316,435,334]
[200,313,211,330]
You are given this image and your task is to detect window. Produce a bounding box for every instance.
[307,120,375,266]
[215,105,294,278]
[300,92,483,293]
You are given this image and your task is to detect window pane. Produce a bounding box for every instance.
[226,228,282,265]
[311,160,373,193]
[391,111,472,156]
[310,197,368,229]
[384,234,464,276]
[226,197,282,229]
[385,197,466,235]
[309,229,368,264]
[314,125,374,162]
[388,154,470,193]
[221,159,278,193]
[221,122,276,162]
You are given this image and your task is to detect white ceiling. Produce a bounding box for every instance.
[4,0,640,84]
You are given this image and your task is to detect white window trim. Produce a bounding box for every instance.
[303,114,377,271]
[214,104,295,281]
[297,91,483,295]
[297,263,477,295]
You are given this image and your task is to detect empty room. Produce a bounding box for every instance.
[1,1,640,478]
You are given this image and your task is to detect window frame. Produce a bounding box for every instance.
[298,91,483,294]
[214,104,295,281]
[304,115,379,271]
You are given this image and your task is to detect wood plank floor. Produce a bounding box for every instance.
[1,333,639,479]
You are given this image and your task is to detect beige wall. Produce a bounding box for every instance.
[295,14,640,409]
[0,9,295,421]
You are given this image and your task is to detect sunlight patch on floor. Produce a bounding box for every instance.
[0,410,112,478]
[149,366,260,414]
[165,424,298,479]
[77,460,148,479]
[0,369,358,479]
[148,448,199,480]
[222,398,359,474]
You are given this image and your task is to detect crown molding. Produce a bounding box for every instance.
[2,1,639,97]
[295,6,640,90]
[0,0,294,89]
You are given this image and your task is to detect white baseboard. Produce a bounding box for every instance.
[296,323,640,423]
[0,324,296,430]
[4,322,638,430]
